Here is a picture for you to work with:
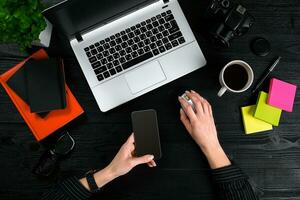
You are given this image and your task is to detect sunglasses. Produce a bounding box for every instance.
[33,132,75,177]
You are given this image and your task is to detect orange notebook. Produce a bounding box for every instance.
[0,49,84,141]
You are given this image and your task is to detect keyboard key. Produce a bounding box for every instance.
[103,71,110,78]
[126,28,131,33]
[115,33,121,38]
[126,47,133,54]
[156,40,163,47]
[105,38,110,42]
[103,50,109,57]
[144,38,151,45]
[91,49,97,55]
[150,36,157,42]
[144,46,151,52]
[153,49,159,56]
[146,24,153,30]
[101,58,108,65]
[104,43,110,49]
[146,19,151,24]
[136,24,141,29]
[141,27,147,33]
[165,14,174,21]
[128,39,134,45]
[159,18,165,25]
[122,52,153,70]
[159,46,166,53]
[150,43,157,49]
[89,56,97,63]
[128,32,135,38]
[109,68,117,75]
[141,21,146,26]
[121,42,128,48]
[132,44,138,51]
[169,31,183,41]
[161,12,166,17]
[178,37,186,44]
[97,53,103,60]
[107,63,113,69]
[120,50,126,56]
[169,24,179,34]
[151,17,156,21]
[172,40,179,47]
[116,38,122,44]
[152,28,159,34]
[116,66,123,72]
[130,26,136,31]
[110,40,116,46]
[133,37,140,43]
[97,46,104,52]
[97,74,104,81]
[125,54,132,61]
[153,21,159,27]
[137,49,144,55]
[146,31,153,37]
[115,45,122,51]
[120,57,126,64]
[156,14,162,19]
[166,43,172,50]
[162,30,169,37]
[122,35,129,41]
[84,47,89,51]
[89,44,95,49]
[132,51,138,58]
[92,61,101,69]
[113,60,120,66]
[162,38,169,44]
[100,40,105,44]
[113,52,120,59]
[138,41,145,48]
[158,25,165,32]
[86,52,91,58]
[121,31,126,35]
[109,48,116,54]
[107,56,114,62]
[110,35,116,40]
[164,23,171,29]
[167,10,172,14]
[95,66,107,74]
[134,29,141,35]
[95,42,100,47]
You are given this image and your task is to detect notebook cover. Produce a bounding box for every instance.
[25,58,66,113]
[241,105,273,134]
[254,91,282,126]
[268,78,297,112]
[0,49,84,141]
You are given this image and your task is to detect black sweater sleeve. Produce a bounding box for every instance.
[41,164,258,200]
[211,164,259,200]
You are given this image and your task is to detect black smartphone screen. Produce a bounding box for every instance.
[131,110,162,159]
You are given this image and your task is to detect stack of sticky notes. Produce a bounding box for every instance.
[241,78,297,134]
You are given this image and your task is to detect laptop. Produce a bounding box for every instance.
[43,0,207,112]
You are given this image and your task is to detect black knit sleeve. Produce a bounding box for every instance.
[41,177,92,200]
[211,164,258,200]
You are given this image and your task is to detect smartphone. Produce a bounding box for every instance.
[131,109,162,160]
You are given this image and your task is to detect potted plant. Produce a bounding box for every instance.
[0,0,52,51]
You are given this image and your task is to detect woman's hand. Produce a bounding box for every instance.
[178,90,231,169]
[80,134,156,190]
[106,133,156,178]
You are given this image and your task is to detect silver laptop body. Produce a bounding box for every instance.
[45,0,206,112]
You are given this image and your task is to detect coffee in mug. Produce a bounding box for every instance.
[218,60,254,97]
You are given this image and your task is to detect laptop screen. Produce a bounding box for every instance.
[43,0,156,38]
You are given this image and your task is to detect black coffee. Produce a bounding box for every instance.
[223,64,249,91]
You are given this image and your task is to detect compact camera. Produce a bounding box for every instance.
[206,0,255,47]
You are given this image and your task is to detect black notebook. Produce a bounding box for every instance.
[7,58,66,114]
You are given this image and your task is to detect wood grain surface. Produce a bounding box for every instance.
[0,0,299,199]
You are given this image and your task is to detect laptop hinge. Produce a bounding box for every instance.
[75,33,83,42]
[163,0,170,4]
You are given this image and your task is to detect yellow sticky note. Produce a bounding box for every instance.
[241,105,273,134]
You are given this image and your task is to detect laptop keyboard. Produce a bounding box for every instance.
[84,10,186,82]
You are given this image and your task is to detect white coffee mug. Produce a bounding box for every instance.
[218,60,254,97]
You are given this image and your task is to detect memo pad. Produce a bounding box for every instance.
[241,105,273,134]
[268,78,297,112]
[254,91,282,126]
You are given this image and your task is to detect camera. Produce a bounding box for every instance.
[206,0,254,47]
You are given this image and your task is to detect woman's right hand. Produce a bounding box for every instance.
[178,90,231,169]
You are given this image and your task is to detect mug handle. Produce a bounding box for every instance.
[218,87,227,97]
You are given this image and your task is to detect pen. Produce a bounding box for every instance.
[252,56,282,93]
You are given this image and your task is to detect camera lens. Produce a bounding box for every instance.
[221,0,230,8]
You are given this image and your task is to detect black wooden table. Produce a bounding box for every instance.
[1,0,300,199]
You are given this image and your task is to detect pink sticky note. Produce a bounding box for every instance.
[268,78,297,112]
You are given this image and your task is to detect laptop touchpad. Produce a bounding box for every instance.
[125,61,166,94]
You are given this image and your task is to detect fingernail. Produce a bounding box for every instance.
[185,90,190,94]
[191,90,196,93]
[180,108,184,113]
[178,96,182,100]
